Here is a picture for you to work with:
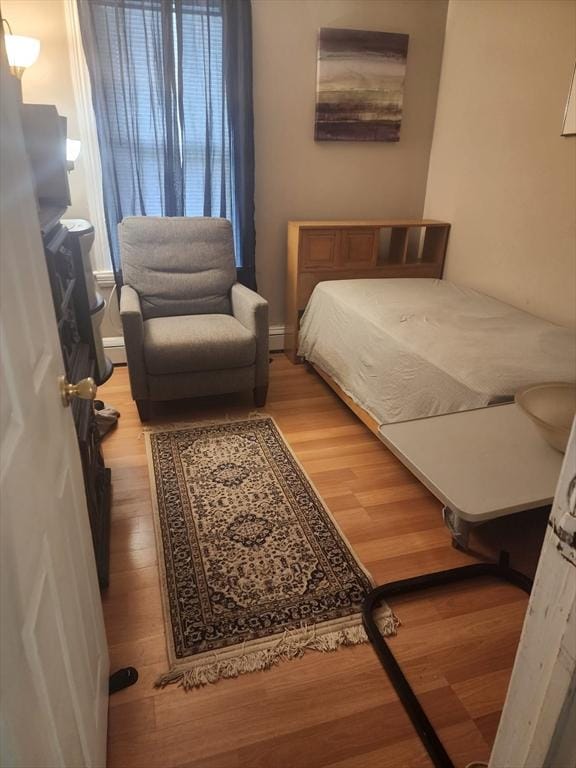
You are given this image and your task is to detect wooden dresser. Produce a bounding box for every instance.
[284,219,450,363]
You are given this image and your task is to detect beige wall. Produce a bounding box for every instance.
[2,0,92,222]
[7,0,574,330]
[5,0,448,328]
[424,0,576,328]
[2,0,121,335]
[253,0,448,322]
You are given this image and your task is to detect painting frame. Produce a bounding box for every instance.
[561,63,576,137]
[314,27,409,143]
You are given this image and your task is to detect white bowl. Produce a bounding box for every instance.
[515,382,576,453]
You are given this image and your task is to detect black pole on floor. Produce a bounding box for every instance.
[362,552,532,768]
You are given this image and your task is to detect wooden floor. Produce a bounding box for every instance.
[100,355,535,768]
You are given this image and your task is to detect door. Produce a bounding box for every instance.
[0,52,109,768]
[489,423,576,767]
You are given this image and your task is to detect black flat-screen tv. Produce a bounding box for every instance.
[20,103,70,208]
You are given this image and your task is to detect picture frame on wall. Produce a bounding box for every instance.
[562,64,576,136]
[314,28,409,142]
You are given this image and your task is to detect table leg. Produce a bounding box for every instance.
[442,506,472,550]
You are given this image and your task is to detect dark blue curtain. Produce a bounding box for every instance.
[77,0,255,289]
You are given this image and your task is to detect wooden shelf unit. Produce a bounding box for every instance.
[284,219,450,363]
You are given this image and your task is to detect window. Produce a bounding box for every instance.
[78,0,255,286]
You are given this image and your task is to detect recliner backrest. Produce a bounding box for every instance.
[119,216,236,319]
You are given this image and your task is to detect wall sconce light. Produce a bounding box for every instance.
[66,138,81,171]
[5,33,41,78]
[3,19,40,80]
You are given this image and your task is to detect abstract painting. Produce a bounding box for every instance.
[315,28,409,142]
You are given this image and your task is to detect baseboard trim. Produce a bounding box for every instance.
[104,325,285,365]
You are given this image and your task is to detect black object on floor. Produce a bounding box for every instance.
[109,667,139,694]
[362,552,532,768]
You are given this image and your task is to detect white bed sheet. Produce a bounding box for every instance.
[297,279,576,425]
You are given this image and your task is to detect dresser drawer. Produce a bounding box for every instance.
[300,229,339,271]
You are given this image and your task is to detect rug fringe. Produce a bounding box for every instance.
[154,614,399,691]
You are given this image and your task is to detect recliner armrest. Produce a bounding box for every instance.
[231,282,269,386]
[120,285,148,399]
[120,284,143,320]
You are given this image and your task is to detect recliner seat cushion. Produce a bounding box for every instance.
[119,217,237,320]
[144,314,256,375]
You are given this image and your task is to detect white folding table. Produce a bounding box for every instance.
[378,403,563,547]
[367,402,558,767]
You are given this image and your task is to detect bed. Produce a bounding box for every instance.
[297,278,576,430]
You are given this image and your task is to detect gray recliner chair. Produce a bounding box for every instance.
[119,216,269,421]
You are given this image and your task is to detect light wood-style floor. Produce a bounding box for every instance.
[100,355,537,768]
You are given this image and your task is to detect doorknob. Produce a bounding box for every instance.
[59,376,97,407]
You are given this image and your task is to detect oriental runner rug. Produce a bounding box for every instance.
[145,416,397,689]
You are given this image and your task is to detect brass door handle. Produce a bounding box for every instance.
[59,376,97,406]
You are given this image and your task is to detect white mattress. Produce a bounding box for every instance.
[298,279,576,425]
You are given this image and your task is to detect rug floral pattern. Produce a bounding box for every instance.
[149,418,374,661]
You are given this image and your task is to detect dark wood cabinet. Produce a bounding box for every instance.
[41,207,111,589]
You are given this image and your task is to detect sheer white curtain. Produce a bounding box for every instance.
[63,0,112,275]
